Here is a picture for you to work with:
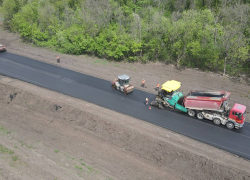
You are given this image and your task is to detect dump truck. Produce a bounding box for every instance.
[182,90,246,129]
[151,81,246,129]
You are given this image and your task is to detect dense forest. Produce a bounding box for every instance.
[0,0,250,76]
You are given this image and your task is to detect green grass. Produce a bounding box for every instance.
[94,59,101,64]
[81,162,85,166]
[11,155,18,162]
[19,141,35,149]
[9,150,14,155]
[54,149,59,153]
[67,155,75,160]
[0,144,10,154]
[10,163,15,167]
[28,145,34,149]
[0,144,14,155]
[94,59,108,65]
[0,144,19,167]
[75,165,83,170]
[0,125,11,134]
[87,166,93,172]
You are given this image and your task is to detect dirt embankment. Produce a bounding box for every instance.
[0,76,250,180]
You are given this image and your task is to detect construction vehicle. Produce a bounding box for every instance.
[0,44,6,52]
[150,80,183,109]
[182,90,246,129]
[111,74,134,95]
[151,81,246,129]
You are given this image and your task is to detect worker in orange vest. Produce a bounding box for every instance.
[141,79,145,87]
[56,56,60,63]
[155,83,160,91]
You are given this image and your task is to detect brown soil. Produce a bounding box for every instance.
[0,28,250,180]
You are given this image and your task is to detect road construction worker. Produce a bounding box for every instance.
[141,79,145,87]
[145,97,149,105]
[156,83,160,91]
[56,56,60,63]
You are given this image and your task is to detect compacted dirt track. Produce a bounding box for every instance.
[1,28,250,179]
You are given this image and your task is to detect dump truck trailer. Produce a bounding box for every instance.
[184,91,231,116]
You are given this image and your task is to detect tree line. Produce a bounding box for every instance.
[1,0,250,76]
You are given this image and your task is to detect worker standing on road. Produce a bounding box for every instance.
[141,79,145,87]
[155,83,160,91]
[57,56,60,63]
[145,97,149,105]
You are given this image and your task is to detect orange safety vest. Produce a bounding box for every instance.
[156,83,160,88]
[142,79,145,84]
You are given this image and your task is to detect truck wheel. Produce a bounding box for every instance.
[124,91,128,95]
[112,85,115,89]
[213,118,221,125]
[188,110,195,117]
[226,122,235,129]
[197,112,204,120]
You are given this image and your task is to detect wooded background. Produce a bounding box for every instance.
[1,0,249,76]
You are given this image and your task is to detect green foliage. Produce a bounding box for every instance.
[1,0,250,76]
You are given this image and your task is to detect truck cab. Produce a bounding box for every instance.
[227,103,246,129]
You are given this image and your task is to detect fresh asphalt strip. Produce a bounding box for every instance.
[1,52,250,160]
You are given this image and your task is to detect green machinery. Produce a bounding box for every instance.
[150,80,187,113]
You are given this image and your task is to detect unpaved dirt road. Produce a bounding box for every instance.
[0,28,250,179]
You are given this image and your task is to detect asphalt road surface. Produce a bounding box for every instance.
[1,52,250,160]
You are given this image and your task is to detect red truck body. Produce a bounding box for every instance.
[228,103,246,125]
[184,91,231,112]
